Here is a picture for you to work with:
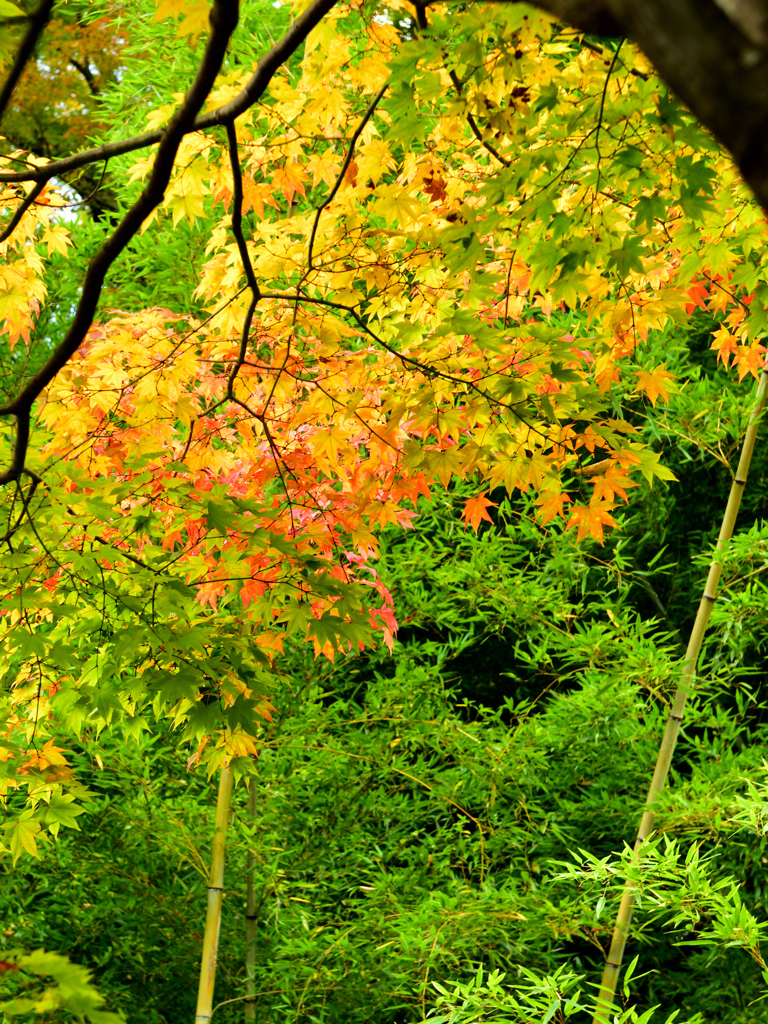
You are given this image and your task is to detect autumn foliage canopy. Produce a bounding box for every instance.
[0,0,766,857]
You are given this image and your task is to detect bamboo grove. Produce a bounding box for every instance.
[1,0,768,1019]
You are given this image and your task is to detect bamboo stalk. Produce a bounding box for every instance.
[244,777,257,1024]
[196,765,234,1024]
[592,367,768,1024]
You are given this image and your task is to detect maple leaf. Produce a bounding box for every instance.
[306,150,343,189]
[735,342,766,381]
[685,278,709,313]
[536,488,572,525]
[591,464,638,503]
[242,175,279,218]
[710,326,739,368]
[633,363,676,406]
[272,163,308,206]
[462,491,498,532]
[4,814,41,864]
[566,501,620,544]
[154,0,209,36]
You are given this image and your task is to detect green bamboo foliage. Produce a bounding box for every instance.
[195,765,234,1024]
[592,368,768,1024]
[244,778,257,1023]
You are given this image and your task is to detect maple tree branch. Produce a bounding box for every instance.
[224,122,261,402]
[0,0,240,486]
[412,0,509,168]
[592,39,625,207]
[306,81,389,274]
[0,472,39,546]
[0,181,44,243]
[447,69,510,168]
[0,0,341,185]
[226,123,260,299]
[0,0,56,122]
[258,291,551,444]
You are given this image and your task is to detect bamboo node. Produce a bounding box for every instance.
[735,478,747,485]
[702,593,716,603]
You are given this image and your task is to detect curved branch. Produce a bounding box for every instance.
[224,120,260,402]
[0,0,340,185]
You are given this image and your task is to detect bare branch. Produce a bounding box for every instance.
[224,120,260,401]
[0,0,56,122]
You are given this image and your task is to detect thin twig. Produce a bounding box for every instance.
[306,81,389,273]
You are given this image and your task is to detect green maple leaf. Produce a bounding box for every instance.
[4,814,41,863]
[41,793,86,835]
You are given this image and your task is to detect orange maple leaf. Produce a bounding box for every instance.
[565,501,619,544]
[272,162,308,206]
[710,326,739,368]
[591,463,638,503]
[633,362,676,406]
[536,488,572,524]
[734,342,766,381]
[462,491,498,532]
[685,279,709,314]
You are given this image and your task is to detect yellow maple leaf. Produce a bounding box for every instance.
[306,150,342,189]
[633,363,676,406]
[41,223,72,258]
[154,0,210,36]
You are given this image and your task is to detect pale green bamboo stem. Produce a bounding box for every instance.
[196,765,234,1024]
[244,777,257,1024]
[592,368,768,1024]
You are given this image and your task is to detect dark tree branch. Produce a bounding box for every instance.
[224,120,260,402]
[0,0,340,185]
[412,1,509,166]
[69,57,100,97]
[0,0,56,122]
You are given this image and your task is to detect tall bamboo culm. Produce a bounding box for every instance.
[244,778,257,1023]
[195,765,234,1024]
[592,367,768,1023]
